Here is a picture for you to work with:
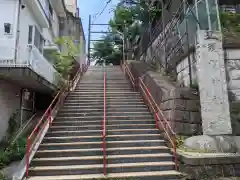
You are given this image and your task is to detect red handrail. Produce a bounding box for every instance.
[123,64,178,170]
[124,64,135,91]
[26,67,84,177]
[102,72,107,175]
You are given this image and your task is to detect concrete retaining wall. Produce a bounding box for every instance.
[179,152,240,179]
[0,80,21,141]
[127,61,201,136]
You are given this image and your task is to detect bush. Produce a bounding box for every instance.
[0,137,26,168]
[220,11,240,33]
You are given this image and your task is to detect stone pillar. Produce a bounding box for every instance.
[196,30,232,135]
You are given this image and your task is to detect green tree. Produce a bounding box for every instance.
[93,0,162,65]
[51,36,80,79]
[92,34,122,65]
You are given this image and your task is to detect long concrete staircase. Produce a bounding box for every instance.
[27,66,181,180]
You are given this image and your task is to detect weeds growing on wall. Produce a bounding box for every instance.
[0,172,4,180]
[220,11,240,34]
[176,135,186,148]
[0,136,26,169]
[0,110,26,171]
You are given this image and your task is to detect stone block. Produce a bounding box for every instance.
[158,120,201,135]
[189,112,202,123]
[186,100,201,112]
[180,164,237,179]
[184,135,238,153]
[160,99,198,111]
[168,88,199,100]
[173,122,202,135]
[162,110,190,123]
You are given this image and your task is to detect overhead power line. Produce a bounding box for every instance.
[92,0,112,23]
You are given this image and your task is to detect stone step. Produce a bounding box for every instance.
[49,124,156,131]
[29,161,175,176]
[43,134,162,143]
[68,91,139,95]
[73,88,132,91]
[76,84,131,88]
[51,119,155,126]
[66,94,141,99]
[46,128,159,137]
[58,107,149,113]
[55,115,153,121]
[61,104,147,109]
[39,139,166,150]
[63,98,145,104]
[31,153,173,166]
[64,97,143,102]
[37,146,170,156]
[57,111,152,117]
[77,81,129,85]
[27,170,182,180]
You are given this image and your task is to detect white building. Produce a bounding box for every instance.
[64,0,78,17]
[0,0,85,141]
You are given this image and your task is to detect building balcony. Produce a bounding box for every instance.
[0,44,64,93]
[23,0,49,28]
[49,0,66,18]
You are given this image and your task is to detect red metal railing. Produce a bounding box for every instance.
[26,67,83,177]
[123,64,178,170]
[102,72,107,175]
[124,64,135,91]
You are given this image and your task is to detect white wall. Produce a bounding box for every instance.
[0,0,60,63]
[0,0,19,60]
[79,34,86,66]
[42,2,59,42]
[51,10,59,38]
[64,0,77,16]
[0,80,21,141]
[18,3,42,64]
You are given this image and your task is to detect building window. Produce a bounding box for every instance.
[28,26,33,44]
[49,3,53,18]
[4,23,11,34]
[34,26,45,53]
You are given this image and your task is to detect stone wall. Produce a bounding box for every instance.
[225,48,240,101]
[127,61,201,136]
[176,50,198,87]
[179,152,240,179]
[174,46,240,135]
[224,48,240,135]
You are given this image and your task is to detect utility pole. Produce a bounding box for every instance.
[87,15,91,66]
[88,18,125,66]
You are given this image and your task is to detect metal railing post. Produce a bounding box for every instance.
[26,138,30,177]
[103,71,107,176]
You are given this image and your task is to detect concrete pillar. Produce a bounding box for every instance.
[196,30,232,135]
[193,0,232,135]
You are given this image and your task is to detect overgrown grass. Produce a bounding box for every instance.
[176,135,187,148]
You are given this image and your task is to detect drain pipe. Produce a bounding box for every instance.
[14,0,22,63]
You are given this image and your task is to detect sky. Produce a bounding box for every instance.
[78,0,119,49]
